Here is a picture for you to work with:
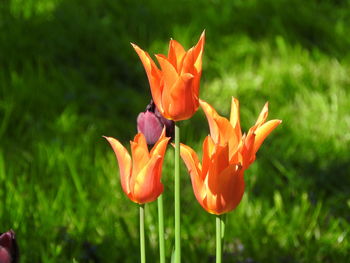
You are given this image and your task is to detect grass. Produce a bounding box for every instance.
[0,0,349,262]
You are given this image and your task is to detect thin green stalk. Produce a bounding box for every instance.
[157,195,165,263]
[174,124,181,263]
[221,214,227,246]
[216,215,222,263]
[140,204,146,263]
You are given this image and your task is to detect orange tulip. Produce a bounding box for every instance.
[131,31,205,121]
[200,98,282,169]
[104,130,170,204]
[180,137,245,215]
[179,98,281,214]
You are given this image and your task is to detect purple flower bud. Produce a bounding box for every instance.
[137,100,175,145]
[0,230,19,263]
[137,111,163,145]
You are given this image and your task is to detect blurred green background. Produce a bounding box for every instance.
[0,0,349,262]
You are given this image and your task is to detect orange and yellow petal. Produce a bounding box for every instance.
[229,97,242,141]
[179,143,202,180]
[199,99,220,143]
[201,136,215,180]
[156,54,179,90]
[193,31,205,73]
[180,47,196,76]
[150,129,170,178]
[253,119,282,154]
[130,133,150,177]
[168,73,195,121]
[131,155,163,204]
[241,132,256,169]
[168,39,186,71]
[222,169,245,214]
[214,116,238,148]
[254,102,269,128]
[206,143,230,194]
[179,142,206,203]
[150,128,168,156]
[103,136,132,196]
[200,99,237,146]
[204,164,242,215]
[132,43,163,112]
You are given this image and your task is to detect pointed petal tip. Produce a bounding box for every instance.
[131,43,145,54]
[199,98,208,106]
[158,131,171,144]
[103,135,112,141]
[231,96,239,103]
[160,126,166,139]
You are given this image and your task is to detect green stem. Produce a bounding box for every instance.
[221,214,226,245]
[216,215,222,263]
[140,204,146,263]
[175,124,181,263]
[157,195,165,263]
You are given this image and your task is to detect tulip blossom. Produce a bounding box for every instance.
[0,230,19,263]
[137,100,175,145]
[179,98,281,214]
[200,98,281,169]
[132,31,205,121]
[104,130,170,204]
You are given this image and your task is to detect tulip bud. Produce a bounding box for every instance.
[137,100,175,145]
[0,230,19,263]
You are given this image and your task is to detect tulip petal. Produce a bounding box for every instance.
[166,73,195,121]
[150,129,170,157]
[168,39,186,71]
[254,119,282,154]
[179,143,205,202]
[204,164,243,215]
[103,136,132,196]
[193,30,205,73]
[132,155,163,204]
[156,54,179,90]
[202,135,215,180]
[131,133,150,177]
[215,117,239,154]
[181,47,195,76]
[199,99,220,143]
[242,132,256,169]
[132,43,164,113]
[179,143,202,179]
[207,143,229,194]
[200,99,237,147]
[180,32,204,102]
[254,102,269,128]
[181,32,205,75]
[229,97,242,141]
[220,168,245,214]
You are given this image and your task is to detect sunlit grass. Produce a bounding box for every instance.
[0,0,349,262]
